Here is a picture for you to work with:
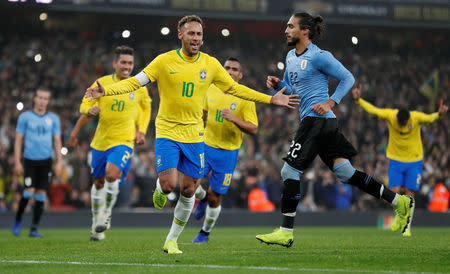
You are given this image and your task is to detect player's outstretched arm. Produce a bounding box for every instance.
[271,87,299,109]
[85,76,145,101]
[417,100,448,124]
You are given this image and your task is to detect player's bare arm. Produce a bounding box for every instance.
[221,108,257,135]
[13,133,24,176]
[438,100,448,116]
[271,87,299,109]
[69,115,91,148]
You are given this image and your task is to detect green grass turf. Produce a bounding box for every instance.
[0,227,449,273]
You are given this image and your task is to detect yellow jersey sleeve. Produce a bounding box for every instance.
[80,81,99,115]
[357,98,394,120]
[136,87,152,134]
[142,54,164,82]
[211,58,271,104]
[242,101,258,126]
[413,111,440,124]
[104,76,142,96]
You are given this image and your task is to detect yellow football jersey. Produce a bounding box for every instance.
[357,98,440,162]
[80,73,151,151]
[103,49,271,143]
[204,84,258,150]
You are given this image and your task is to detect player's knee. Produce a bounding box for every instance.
[94,179,105,189]
[159,177,176,193]
[280,163,302,181]
[105,169,121,182]
[333,160,356,183]
[180,184,195,197]
[207,189,221,207]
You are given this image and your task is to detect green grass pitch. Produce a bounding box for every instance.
[1,227,449,273]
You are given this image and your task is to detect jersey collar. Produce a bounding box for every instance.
[176,48,201,63]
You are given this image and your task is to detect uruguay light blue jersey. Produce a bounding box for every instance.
[16,110,61,160]
[277,43,355,120]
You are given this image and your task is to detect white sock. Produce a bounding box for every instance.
[195,185,206,200]
[156,178,166,195]
[91,184,106,224]
[105,179,120,216]
[166,194,195,242]
[391,194,399,206]
[202,205,221,233]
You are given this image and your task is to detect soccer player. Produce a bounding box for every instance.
[85,15,299,254]
[352,84,447,236]
[74,46,151,241]
[192,57,258,243]
[12,88,62,237]
[256,12,414,247]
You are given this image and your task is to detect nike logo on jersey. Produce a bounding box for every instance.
[169,72,178,74]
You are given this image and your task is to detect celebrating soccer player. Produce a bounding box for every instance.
[73,46,151,241]
[12,88,62,237]
[192,57,258,243]
[256,13,415,247]
[352,84,448,236]
[85,15,299,254]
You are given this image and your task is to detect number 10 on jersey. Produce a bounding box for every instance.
[182,81,194,97]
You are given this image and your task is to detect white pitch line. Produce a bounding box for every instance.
[0,260,446,274]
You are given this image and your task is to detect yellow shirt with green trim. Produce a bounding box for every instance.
[102,49,271,143]
[204,84,258,150]
[80,73,151,151]
[357,98,440,162]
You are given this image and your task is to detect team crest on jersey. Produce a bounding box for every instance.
[408,124,412,130]
[129,92,135,100]
[157,156,162,167]
[45,117,52,126]
[301,59,308,70]
[230,103,237,111]
[200,69,207,81]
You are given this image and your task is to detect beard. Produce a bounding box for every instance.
[287,37,300,46]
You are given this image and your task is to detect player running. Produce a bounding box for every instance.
[352,84,447,236]
[12,88,62,237]
[85,15,299,254]
[73,46,151,241]
[256,12,415,247]
[192,57,258,243]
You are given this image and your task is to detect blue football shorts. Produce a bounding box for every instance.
[387,159,423,191]
[203,144,239,195]
[91,145,133,185]
[155,138,204,179]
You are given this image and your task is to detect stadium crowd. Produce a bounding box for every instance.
[0,21,448,213]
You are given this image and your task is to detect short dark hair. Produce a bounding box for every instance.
[225,57,240,63]
[397,108,410,125]
[114,45,134,61]
[178,15,203,30]
[293,12,325,40]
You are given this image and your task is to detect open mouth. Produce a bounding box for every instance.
[191,43,199,51]
[122,70,129,76]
